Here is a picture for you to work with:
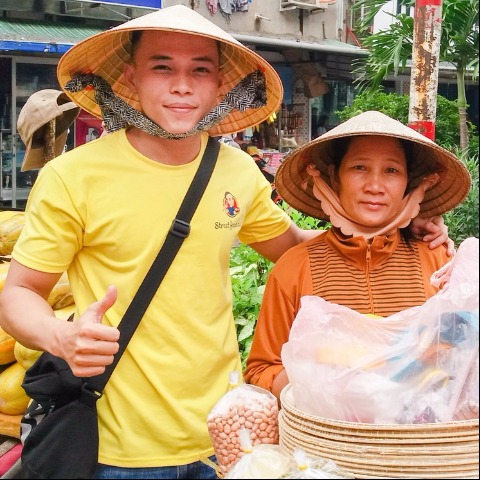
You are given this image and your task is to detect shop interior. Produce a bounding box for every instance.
[1,50,357,208]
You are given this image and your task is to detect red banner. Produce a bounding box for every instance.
[416,0,442,6]
[75,111,103,147]
[408,121,436,141]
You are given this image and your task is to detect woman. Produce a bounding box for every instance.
[316,114,329,137]
[244,110,472,400]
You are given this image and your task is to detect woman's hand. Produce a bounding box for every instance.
[410,215,455,256]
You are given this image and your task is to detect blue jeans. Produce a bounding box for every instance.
[93,457,218,479]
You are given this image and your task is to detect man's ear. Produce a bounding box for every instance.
[123,63,137,92]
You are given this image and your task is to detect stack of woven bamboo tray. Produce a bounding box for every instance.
[279,385,479,479]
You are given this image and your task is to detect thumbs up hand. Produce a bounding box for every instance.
[60,285,121,377]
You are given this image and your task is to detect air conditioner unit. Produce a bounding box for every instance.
[280,0,328,11]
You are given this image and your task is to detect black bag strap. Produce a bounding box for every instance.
[88,137,220,393]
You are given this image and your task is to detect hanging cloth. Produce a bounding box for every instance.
[234,0,249,11]
[206,0,217,15]
[218,0,233,22]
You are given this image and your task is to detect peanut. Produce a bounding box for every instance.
[207,388,279,476]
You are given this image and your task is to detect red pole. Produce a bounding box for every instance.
[408,0,443,141]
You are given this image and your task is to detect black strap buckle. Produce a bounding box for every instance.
[170,219,191,238]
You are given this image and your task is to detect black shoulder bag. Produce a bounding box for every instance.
[19,138,220,479]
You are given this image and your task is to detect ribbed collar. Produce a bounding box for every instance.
[324,227,401,270]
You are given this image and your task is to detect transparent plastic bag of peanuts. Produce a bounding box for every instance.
[282,448,355,479]
[224,428,292,479]
[207,371,280,477]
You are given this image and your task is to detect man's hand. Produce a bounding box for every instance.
[410,216,455,256]
[60,285,120,377]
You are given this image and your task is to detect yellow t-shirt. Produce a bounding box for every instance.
[13,130,291,467]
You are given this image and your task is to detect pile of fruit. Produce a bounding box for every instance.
[0,210,75,438]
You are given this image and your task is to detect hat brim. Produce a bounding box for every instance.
[276,111,472,219]
[21,130,69,172]
[57,6,283,136]
[21,105,79,172]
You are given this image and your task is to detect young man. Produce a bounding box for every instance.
[0,5,451,479]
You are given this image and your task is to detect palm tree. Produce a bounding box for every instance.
[352,0,479,151]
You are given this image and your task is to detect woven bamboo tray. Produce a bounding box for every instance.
[279,385,479,479]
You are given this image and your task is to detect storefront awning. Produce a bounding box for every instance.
[0,17,368,58]
[234,34,368,56]
[0,18,105,54]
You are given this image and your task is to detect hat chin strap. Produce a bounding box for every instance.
[64,71,267,139]
[310,174,439,240]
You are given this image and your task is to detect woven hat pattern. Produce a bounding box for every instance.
[275,111,471,219]
[57,5,283,136]
[279,385,479,479]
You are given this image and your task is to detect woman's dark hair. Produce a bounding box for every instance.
[329,136,415,184]
[329,137,351,169]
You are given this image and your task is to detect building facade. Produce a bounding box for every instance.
[0,0,368,207]
[1,0,476,208]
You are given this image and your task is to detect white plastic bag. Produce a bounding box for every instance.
[283,448,355,479]
[282,237,479,424]
[224,429,291,479]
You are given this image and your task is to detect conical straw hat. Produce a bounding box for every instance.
[275,111,471,218]
[57,5,283,136]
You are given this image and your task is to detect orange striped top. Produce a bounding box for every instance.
[244,227,450,392]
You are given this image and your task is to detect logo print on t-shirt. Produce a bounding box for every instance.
[224,192,240,218]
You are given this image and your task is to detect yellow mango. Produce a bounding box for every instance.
[0,210,21,222]
[47,272,74,310]
[0,362,30,415]
[0,326,16,366]
[0,261,10,294]
[0,411,22,438]
[0,213,25,256]
[13,342,42,371]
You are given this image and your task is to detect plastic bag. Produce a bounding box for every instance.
[224,428,291,479]
[282,237,479,424]
[282,448,355,479]
[207,372,279,476]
